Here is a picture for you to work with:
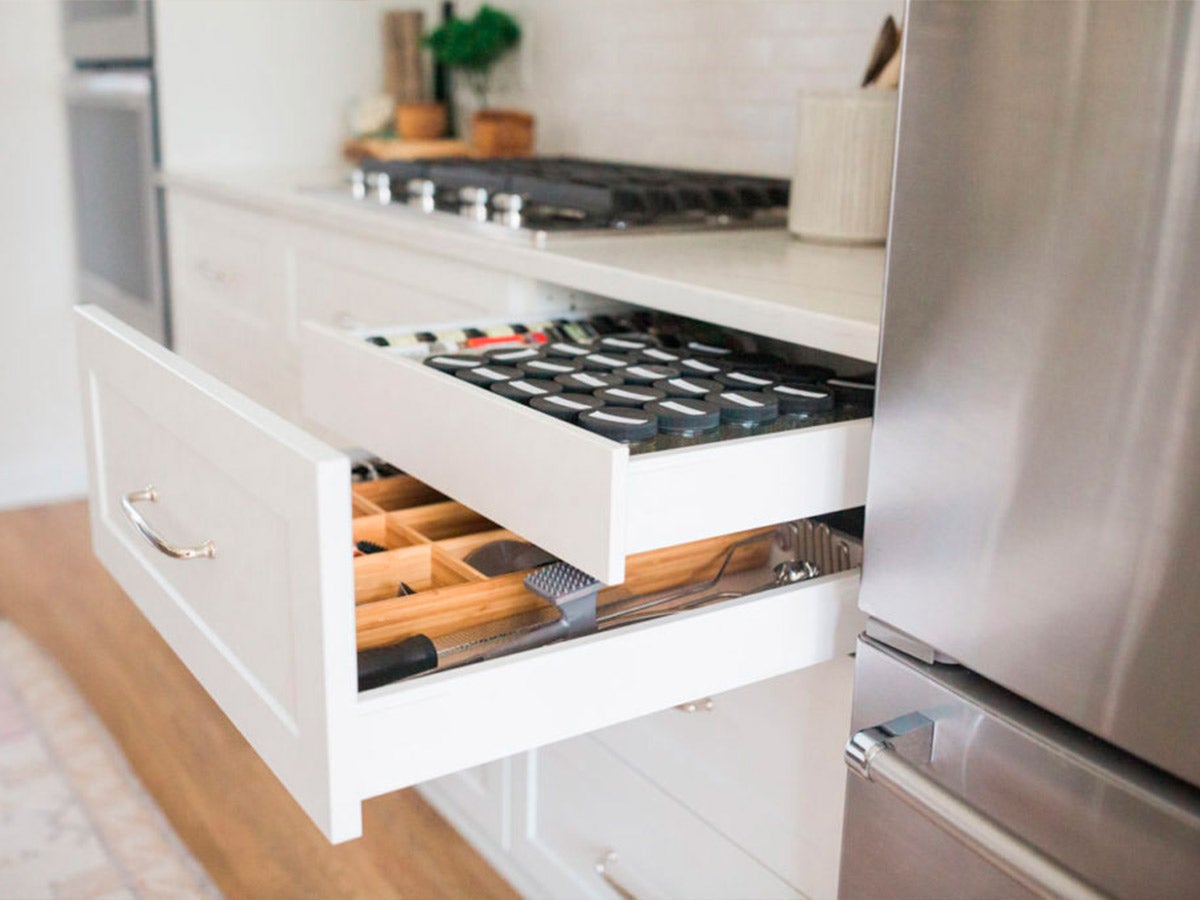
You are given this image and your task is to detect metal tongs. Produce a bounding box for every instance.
[597,523,821,629]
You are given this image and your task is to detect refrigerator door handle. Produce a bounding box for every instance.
[845,714,1106,900]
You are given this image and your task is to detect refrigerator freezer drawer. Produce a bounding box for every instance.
[76,305,865,843]
[840,638,1200,899]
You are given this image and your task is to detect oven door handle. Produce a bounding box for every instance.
[845,713,1105,900]
[64,71,151,110]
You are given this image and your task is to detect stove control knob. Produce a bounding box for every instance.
[493,192,524,228]
[406,178,436,212]
[493,192,523,212]
[458,186,489,207]
[407,178,436,198]
[350,169,367,200]
[374,172,392,204]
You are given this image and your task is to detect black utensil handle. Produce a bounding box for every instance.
[358,634,438,690]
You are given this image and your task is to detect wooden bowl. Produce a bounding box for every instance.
[471,109,534,158]
[395,102,447,140]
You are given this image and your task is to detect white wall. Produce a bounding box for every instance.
[460,0,903,175]
[155,0,424,170]
[0,1,87,511]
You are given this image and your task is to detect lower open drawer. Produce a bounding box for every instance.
[76,305,865,843]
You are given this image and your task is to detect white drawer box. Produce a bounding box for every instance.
[76,305,864,844]
[301,321,872,583]
[513,736,798,899]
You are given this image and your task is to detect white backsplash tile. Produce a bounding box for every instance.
[452,0,902,175]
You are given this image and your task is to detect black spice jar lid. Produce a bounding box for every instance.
[599,333,658,352]
[716,370,778,390]
[554,370,624,391]
[678,356,728,376]
[454,364,520,386]
[530,392,604,421]
[518,357,582,379]
[773,383,835,414]
[620,363,682,385]
[582,351,637,372]
[483,345,541,364]
[706,390,780,426]
[543,340,593,359]
[425,353,484,373]
[490,378,564,403]
[646,398,720,434]
[653,376,723,398]
[638,346,683,364]
[685,340,733,358]
[578,406,659,443]
[593,385,667,408]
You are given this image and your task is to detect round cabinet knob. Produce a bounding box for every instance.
[458,185,489,207]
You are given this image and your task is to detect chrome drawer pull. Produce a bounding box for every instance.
[594,850,639,900]
[120,486,217,560]
[674,697,714,713]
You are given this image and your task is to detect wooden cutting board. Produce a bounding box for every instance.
[343,137,471,162]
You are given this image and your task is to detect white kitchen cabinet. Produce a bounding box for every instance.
[595,658,856,899]
[76,304,865,844]
[509,736,800,900]
[167,193,296,419]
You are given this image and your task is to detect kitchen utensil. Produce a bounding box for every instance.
[359,560,604,688]
[464,540,556,577]
[599,557,821,629]
[861,15,900,88]
[358,605,566,689]
[596,530,777,626]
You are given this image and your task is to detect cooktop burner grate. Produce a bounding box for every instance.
[347,156,791,234]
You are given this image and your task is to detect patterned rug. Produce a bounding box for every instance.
[0,621,219,899]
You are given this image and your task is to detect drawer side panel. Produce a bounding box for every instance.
[301,322,628,582]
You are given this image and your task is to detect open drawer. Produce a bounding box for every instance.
[300,319,873,583]
[76,305,865,843]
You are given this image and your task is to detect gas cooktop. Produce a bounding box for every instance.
[319,156,791,247]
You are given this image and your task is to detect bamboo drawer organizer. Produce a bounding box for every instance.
[351,474,775,656]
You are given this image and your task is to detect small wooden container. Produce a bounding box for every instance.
[395,102,447,140]
[471,109,534,158]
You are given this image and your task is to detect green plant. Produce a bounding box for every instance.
[423,5,521,108]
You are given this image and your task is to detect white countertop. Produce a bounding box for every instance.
[162,168,885,362]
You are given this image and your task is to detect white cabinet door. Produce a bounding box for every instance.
[510,737,799,899]
[75,304,361,840]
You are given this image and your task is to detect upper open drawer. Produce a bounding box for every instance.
[301,317,872,583]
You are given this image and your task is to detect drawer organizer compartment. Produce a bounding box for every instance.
[348,472,818,692]
[77,304,866,847]
[301,307,874,583]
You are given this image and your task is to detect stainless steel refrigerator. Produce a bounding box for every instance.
[839,2,1200,896]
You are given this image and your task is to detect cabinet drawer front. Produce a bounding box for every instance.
[168,195,277,322]
[517,736,798,899]
[301,322,872,583]
[352,567,862,806]
[74,306,359,841]
[596,658,857,898]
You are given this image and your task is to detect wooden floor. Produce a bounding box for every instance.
[0,500,519,900]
